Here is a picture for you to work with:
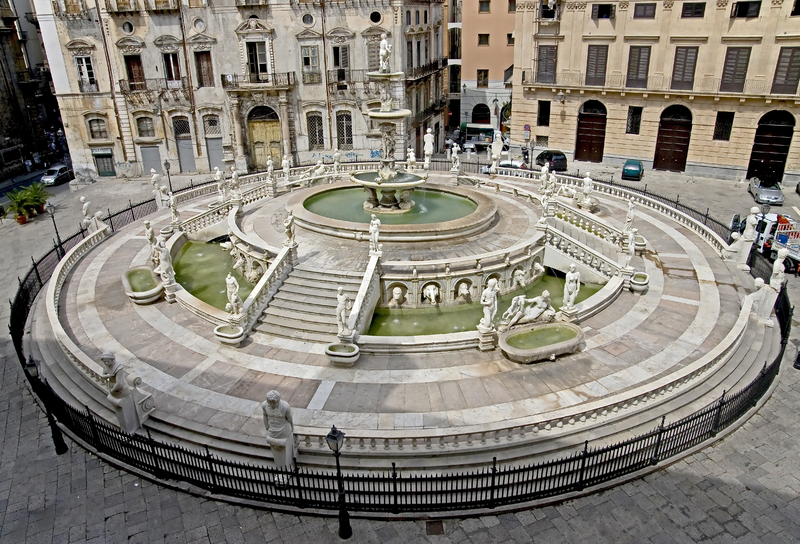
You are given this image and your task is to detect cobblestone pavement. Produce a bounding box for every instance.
[2,168,800,543]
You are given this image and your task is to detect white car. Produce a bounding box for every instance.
[480,160,527,174]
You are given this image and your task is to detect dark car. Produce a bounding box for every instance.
[535,150,568,172]
[40,164,73,186]
[621,159,645,181]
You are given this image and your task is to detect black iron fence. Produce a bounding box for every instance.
[8,167,790,514]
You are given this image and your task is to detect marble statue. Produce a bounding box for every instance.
[150,168,160,188]
[388,286,406,308]
[101,351,130,399]
[333,149,341,173]
[450,143,461,171]
[154,239,174,284]
[742,206,760,241]
[723,231,743,261]
[230,165,240,191]
[266,157,274,180]
[406,147,416,172]
[624,229,637,268]
[477,278,500,331]
[215,168,228,201]
[490,154,499,175]
[582,172,594,201]
[80,196,91,222]
[513,268,526,288]
[283,210,295,246]
[533,262,545,276]
[381,126,396,160]
[423,283,439,305]
[379,82,393,112]
[261,390,295,473]
[423,128,434,168]
[624,198,635,232]
[771,247,789,289]
[168,192,181,225]
[379,33,392,73]
[540,163,549,181]
[154,185,169,209]
[503,290,557,328]
[225,273,243,315]
[89,210,109,233]
[456,282,471,303]
[369,214,381,252]
[282,154,291,181]
[336,287,351,335]
[563,264,580,310]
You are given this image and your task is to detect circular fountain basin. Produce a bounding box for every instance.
[288,181,497,242]
[121,266,163,305]
[350,170,427,190]
[499,322,585,364]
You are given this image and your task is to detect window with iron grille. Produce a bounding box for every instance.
[537,45,557,84]
[479,0,491,13]
[671,46,698,91]
[136,117,155,138]
[535,135,549,148]
[730,1,760,17]
[336,111,353,150]
[626,46,650,88]
[626,106,643,134]
[478,34,489,46]
[173,117,191,138]
[203,115,221,136]
[308,113,324,150]
[95,154,115,177]
[477,69,489,87]
[720,47,750,92]
[772,47,800,94]
[681,2,705,17]
[591,4,615,18]
[585,45,608,86]
[195,51,214,88]
[88,119,108,139]
[633,3,656,17]
[713,111,734,141]
[537,100,551,126]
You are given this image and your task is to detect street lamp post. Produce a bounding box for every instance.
[325,425,352,540]
[45,201,64,259]
[163,159,173,193]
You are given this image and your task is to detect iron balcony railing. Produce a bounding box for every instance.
[406,58,447,80]
[325,69,380,96]
[144,0,178,10]
[119,77,188,92]
[221,72,296,89]
[79,79,99,93]
[105,0,139,12]
[302,71,322,85]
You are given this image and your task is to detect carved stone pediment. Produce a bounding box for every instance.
[153,35,181,53]
[187,33,217,51]
[296,28,322,40]
[362,27,390,43]
[66,38,96,56]
[235,19,274,37]
[326,27,355,43]
[115,36,145,54]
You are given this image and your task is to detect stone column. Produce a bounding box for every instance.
[231,98,245,158]
[279,93,291,158]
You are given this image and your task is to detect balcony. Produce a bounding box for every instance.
[105,0,139,13]
[235,0,268,5]
[410,97,447,127]
[325,69,380,98]
[52,0,94,19]
[406,58,446,81]
[79,79,99,92]
[220,72,296,90]
[17,70,41,85]
[143,0,178,11]
[0,2,15,21]
[120,77,188,93]
[302,71,322,85]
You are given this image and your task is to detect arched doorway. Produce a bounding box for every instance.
[574,100,607,162]
[472,104,490,124]
[747,110,795,183]
[653,105,692,172]
[500,101,512,134]
[247,106,282,169]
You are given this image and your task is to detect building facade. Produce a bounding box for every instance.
[511,0,800,183]
[33,0,446,180]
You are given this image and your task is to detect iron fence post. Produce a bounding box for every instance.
[85,405,103,453]
[205,445,218,493]
[30,257,41,288]
[704,208,710,225]
[489,457,497,508]
[651,415,666,466]
[107,209,114,232]
[576,441,589,491]
[146,429,164,479]
[293,466,307,508]
[391,462,399,514]
[128,200,134,221]
[711,390,726,436]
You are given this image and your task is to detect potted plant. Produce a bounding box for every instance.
[24,182,52,215]
[3,188,32,224]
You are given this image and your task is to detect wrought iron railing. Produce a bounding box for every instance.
[406,57,446,80]
[119,77,187,92]
[220,72,296,89]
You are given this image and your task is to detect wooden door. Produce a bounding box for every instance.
[747,112,795,183]
[125,56,145,91]
[248,119,282,169]
[653,120,691,171]
[574,112,607,162]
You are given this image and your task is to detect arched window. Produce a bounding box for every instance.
[173,116,192,139]
[88,118,108,140]
[136,117,155,138]
[203,114,221,136]
[424,10,428,24]
[471,104,491,124]
[415,10,420,24]
[307,112,324,150]
[336,111,353,150]
[406,10,411,25]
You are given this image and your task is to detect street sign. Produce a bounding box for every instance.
[523,123,530,131]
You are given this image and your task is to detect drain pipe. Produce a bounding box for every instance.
[321,1,334,152]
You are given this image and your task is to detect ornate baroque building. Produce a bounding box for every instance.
[511,0,800,183]
[32,0,446,179]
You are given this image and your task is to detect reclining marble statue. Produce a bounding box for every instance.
[502,290,557,329]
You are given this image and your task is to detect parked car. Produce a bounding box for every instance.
[535,150,568,172]
[621,159,645,181]
[480,160,527,174]
[40,164,73,186]
[747,177,784,205]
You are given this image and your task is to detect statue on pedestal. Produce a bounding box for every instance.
[562,264,581,310]
[502,290,557,329]
[369,214,381,252]
[225,273,243,315]
[283,210,295,246]
[261,390,295,474]
[477,278,500,332]
[336,287,351,335]
[423,127,434,169]
[379,33,392,73]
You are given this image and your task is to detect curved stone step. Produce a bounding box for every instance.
[252,322,337,344]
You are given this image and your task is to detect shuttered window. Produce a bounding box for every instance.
[633,3,656,17]
[626,46,650,88]
[730,1,760,17]
[671,46,698,90]
[772,47,800,94]
[537,45,557,84]
[681,2,706,17]
[720,47,750,93]
[585,45,608,86]
[591,4,615,18]
[195,52,214,88]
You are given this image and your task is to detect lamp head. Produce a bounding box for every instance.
[325,425,345,453]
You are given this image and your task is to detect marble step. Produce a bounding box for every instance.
[268,297,345,315]
[290,268,364,286]
[276,282,360,299]
[265,306,338,325]
[257,314,338,335]
[284,276,363,293]
[251,322,335,344]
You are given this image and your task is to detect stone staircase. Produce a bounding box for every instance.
[253,265,365,343]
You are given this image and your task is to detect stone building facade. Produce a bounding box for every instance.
[510,0,800,183]
[33,0,446,179]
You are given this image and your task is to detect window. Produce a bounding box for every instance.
[720,47,750,92]
[406,10,411,25]
[136,117,155,138]
[203,115,221,136]
[793,0,800,16]
[626,46,651,88]
[125,55,145,91]
[163,52,180,87]
[541,0,556,18]
[626,106,643,134]
[477,69,489,87]
[301,45,320,83]
[370,11,381,23]
[406,41,413,70]
[88,118,108,140]
[537,100,551,126]
[479,0,491,13]
[478,34,489,46]
[730,1,760,17]
[535,135,549,148]
[713,112,734,141]
[64,0,82,14]
[195,51,214,88]
[424,37,429,63]
[671,46,698,90]
[302,13,314,25]
[681,2,705,17]
[591,4,615,18]
[246,42,269,81]
[336,111,353,150]
[633,3,656,17]
[585,44,608,86]
[173,117,191,139]
[416,40,421,67]
[95,153,115,177]
[367,41,380,71]
[307,113,324,150]
[415,10,419,24]
[507,33,515,45]
[75,56,97,92]
[537,45,557,84]
[332,45,349,69]
[188,0,202,7]
[424,10,427,24]
[509,0,516,11]
[772,47,800,94]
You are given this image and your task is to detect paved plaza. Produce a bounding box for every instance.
[2,163,800,542]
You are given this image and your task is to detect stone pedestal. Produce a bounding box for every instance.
[477,329,496,351]
[560,306,579,322]
[620,267,634,291]
[757,285,779,327]
[450,169,460,186]
[737,237,755,270]
[163,280,177,303]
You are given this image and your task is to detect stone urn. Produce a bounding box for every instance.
[121,267,163,305]
[630,272,650,294]
[634,234,647,254]
[325,343,361,367]
[214,324,245,347]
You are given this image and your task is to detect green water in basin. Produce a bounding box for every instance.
[506,326,578,350]
[303,187,477,224]
[174,241,253,310]
[329,344,357,354]
[127,269,157,292]
[367,274,602,336]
